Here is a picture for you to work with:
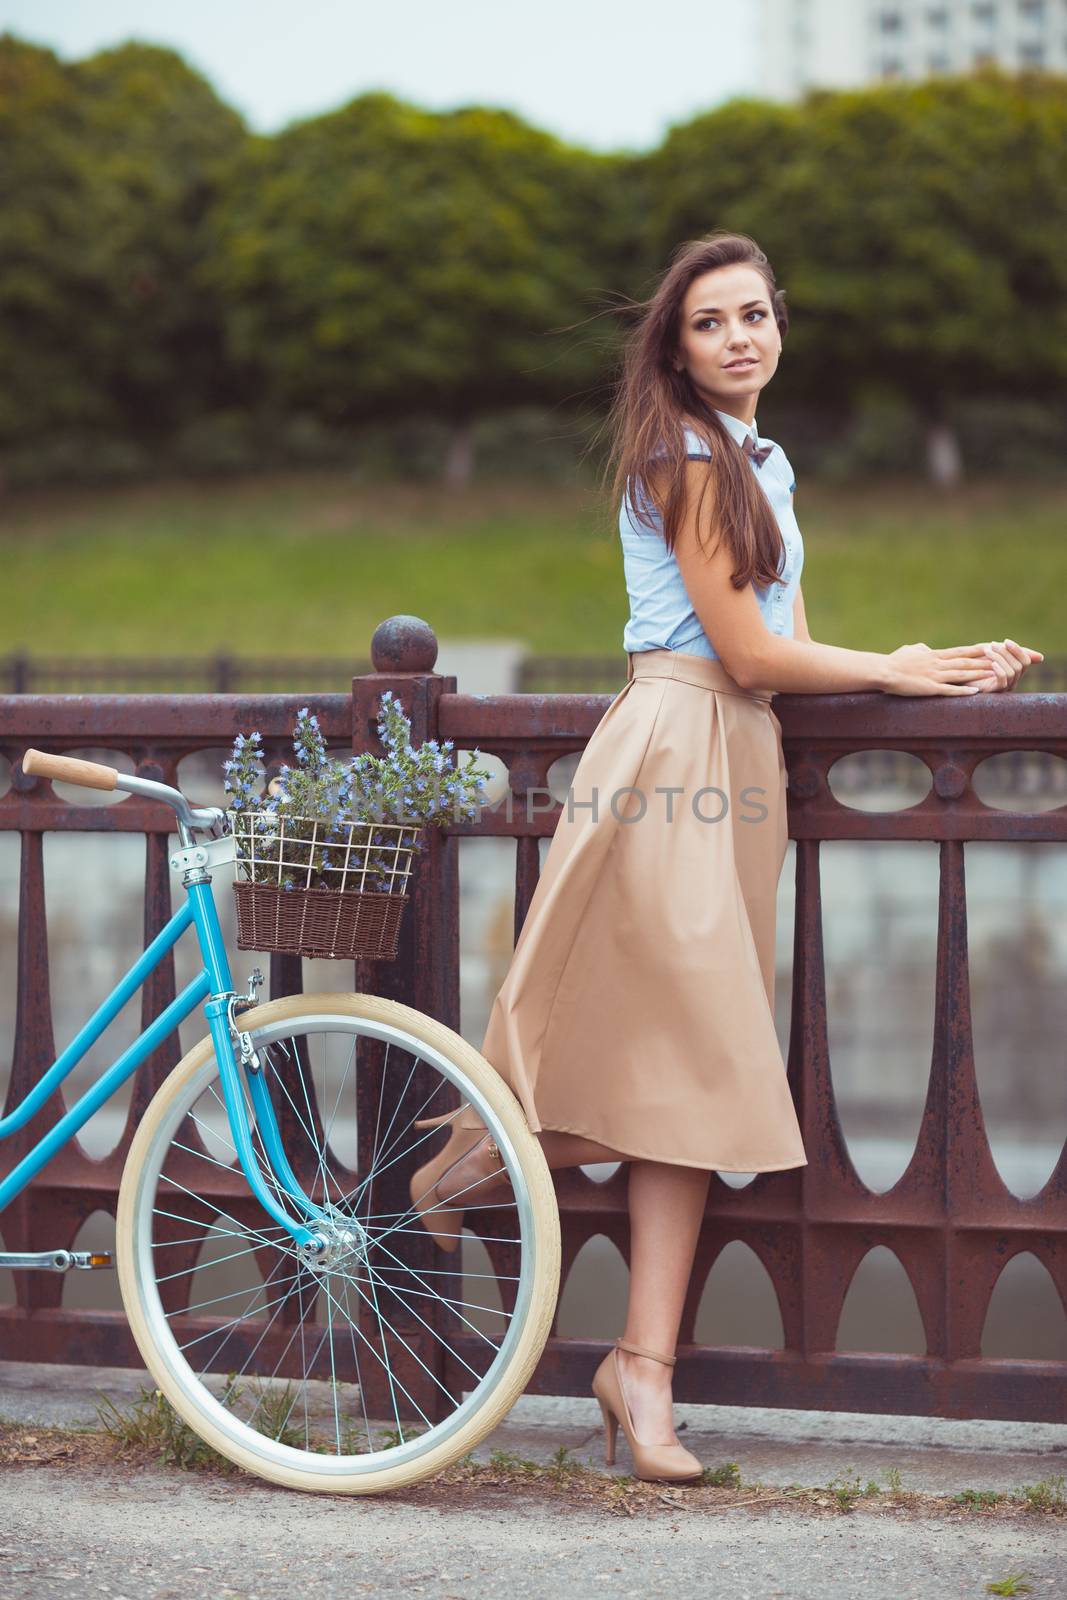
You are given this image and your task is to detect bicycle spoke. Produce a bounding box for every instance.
[362,1230,505,1356]
[264,1038,338,1203]
[321,1035,358,1166]
[156,1239,285,1286]
[338,1273,374,1455]
[368,1261,521,1282]
[153,1177,292,1258]
[123,1010,552,1483]
[177,1273,301,1356]
[361,1271,512,1322]
[318,1268,435,1435]
[374,1164,518,1252]
[225,1265,325,1415]
[326,1263,464,1409]
[171,1271,301,1322]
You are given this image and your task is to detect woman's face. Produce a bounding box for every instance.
[672,263,782,419]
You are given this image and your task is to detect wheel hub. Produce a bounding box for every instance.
[298,1205,370,1272]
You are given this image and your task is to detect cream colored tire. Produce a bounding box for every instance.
[116,992,560,1494]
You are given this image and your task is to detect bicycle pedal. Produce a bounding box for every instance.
[0,1250,114,1272]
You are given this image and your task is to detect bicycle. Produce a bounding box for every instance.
[2,749,560,1494]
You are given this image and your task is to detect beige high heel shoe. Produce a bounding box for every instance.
[591,1337,703,1483]
[408,1108,505,1254]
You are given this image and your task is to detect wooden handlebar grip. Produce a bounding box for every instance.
[22,749,118,792]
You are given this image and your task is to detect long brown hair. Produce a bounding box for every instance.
[604,232,789,590]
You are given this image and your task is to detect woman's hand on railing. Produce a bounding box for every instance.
[884,641,999,697]
[966,639,1044,693]
[883,640,1043,698]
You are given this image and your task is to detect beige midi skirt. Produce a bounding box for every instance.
[456,648,808,1173]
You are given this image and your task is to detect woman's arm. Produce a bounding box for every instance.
[786,584,1037,693]
[673,462,990,697]
[792,583,812,644]
[674,463,890,692]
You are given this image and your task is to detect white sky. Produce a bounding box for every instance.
[0,0,761,152]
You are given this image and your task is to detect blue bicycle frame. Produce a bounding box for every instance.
[0,843,327,1255]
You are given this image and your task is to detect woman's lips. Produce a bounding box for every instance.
[724,359,758,370]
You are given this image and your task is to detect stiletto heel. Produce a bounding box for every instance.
[409,1120,504,1254]
[597,1397,618,1465]
[590,1337,703,1483]
[414,1108,468,1131]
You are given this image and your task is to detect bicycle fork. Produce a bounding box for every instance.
[185,875,331,1263]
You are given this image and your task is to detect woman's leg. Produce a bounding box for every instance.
[433,1135,710,1442]
[616,1159,711,1445]
[536,1131,628,1167]
[434,1128,628,1200]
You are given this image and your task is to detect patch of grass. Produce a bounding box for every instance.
[94,1379,418,1465]
[6,1410,1067,1528]
[235,1377,307,1451]
[824,1466,882,1511]
[455,1444,599,1487]
[1016,1474,1066,1511]
[484,1446,548,1476]
[956,1487,1006,1508]
[986,1576,1035,1595]
[545,1444,588,1485]
[94,1374,317,1471]
[0,471,1060,657]
[95,1386,237,1474]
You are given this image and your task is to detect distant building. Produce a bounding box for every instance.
[759,0,1067,100]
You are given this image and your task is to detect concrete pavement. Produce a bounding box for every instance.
[1,1360,1066,1598]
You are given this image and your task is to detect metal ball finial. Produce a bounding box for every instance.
[370,617,439,674]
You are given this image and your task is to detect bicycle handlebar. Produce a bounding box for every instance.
[23,749,118,791]
[21,748,226,835]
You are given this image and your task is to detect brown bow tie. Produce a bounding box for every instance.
[742,433,774,468]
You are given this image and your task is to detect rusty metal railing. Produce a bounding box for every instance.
[5,650,1066,697]
[1,615,1065,1421]
[0,651,372,695]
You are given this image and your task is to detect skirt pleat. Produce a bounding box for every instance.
[456,648,808,1173]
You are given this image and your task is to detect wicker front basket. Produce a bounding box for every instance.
[234,879,410,961]
[230,809,423,961]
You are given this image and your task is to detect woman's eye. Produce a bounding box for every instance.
[695,310,765,330]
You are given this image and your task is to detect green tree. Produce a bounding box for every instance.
[641,70,1067,482]
[207,92,631,483]
[4,32,1064,487]
[0,35,111,453]
[69,42,247,436]
[0,35,245,471]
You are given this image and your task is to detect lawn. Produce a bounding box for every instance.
[0,470,1060,659]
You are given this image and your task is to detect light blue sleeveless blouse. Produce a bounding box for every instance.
[619,409,804,661]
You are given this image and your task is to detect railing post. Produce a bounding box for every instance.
[350,615,462,1420]
[350,616,460,1024]
[10,652,30,694]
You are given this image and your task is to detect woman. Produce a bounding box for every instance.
[410,231,1042,1483]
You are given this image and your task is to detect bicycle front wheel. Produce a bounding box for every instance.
[116,992,560,1494]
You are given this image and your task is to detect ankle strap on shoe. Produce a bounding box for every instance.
[614,1337,676,1367]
